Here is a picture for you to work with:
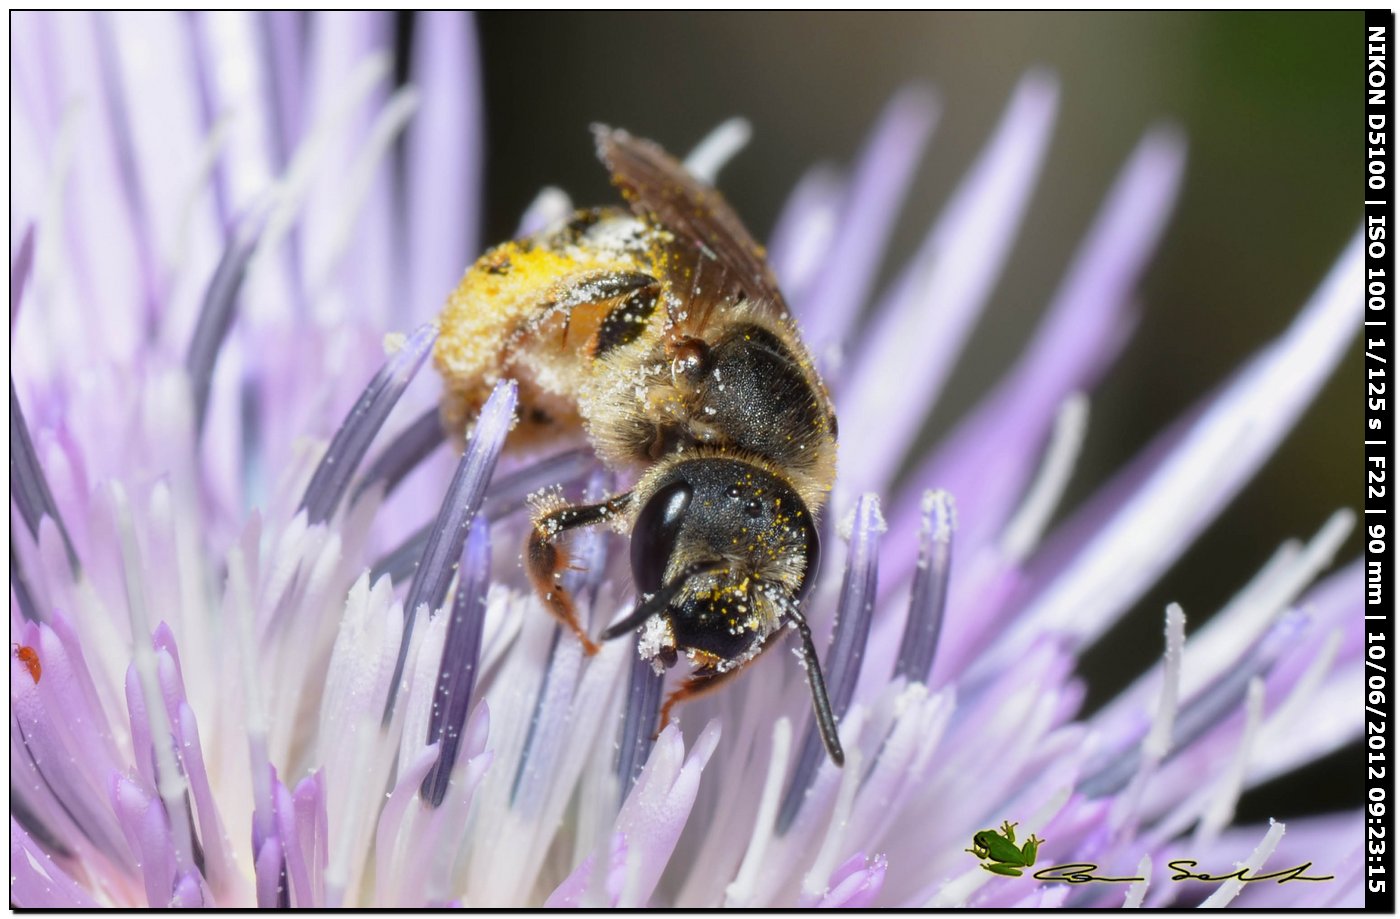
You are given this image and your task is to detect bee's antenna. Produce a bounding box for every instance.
[769,587,845,767]
[601,559,726,641]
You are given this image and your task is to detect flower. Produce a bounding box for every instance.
[10,11,1362,909]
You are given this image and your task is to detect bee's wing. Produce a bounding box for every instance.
[594,126,791,335]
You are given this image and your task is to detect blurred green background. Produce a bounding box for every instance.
[461,12,1360,818]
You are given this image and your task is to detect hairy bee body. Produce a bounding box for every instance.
[435,208,653,452]
[433,128,846,764]
[435,210,835,512]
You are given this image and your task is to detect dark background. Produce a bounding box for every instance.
[452,12,1359,819]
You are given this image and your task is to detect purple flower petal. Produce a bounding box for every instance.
[18,615,127,845]
[183,13,233,235]
[614,722,722,906]
[306,86,417,310]
[12,630,130,871]
[386,696,491,904]
[254,833,287,908]
[514,186,572,237]
[982,232,1362,676]
[683,117,752,183]
[105,10,222,290]
[545,832,627,908]
[169,869,208,908]
[110,772,177,908]
[778,493,882,832]
[299,322,438,524]
[191,11,284,234]
[421,516,491,806]
[301,12,392,208]
[373,743,441,905]
[1079,611,1304,799]
[12,558,42,622]
[12,223,36,327]
[186,200,271,436]
[892,490,955,683]
[882,125,1184,584]
[1222,812,1361,908]
[383,379,515,724]
[134,625,237,899]
[10,816,100,907]
[616,651,665,792]
[42,13,146,365]
[113,487,208,886]
[817,852,886,908]
[838,73,1058,497]
[121,657,207,886]
[510,631,586,810]
[174,699,238,901]
[368,446,595,584]
[11,380,79,573]
[1091,521,1356,762]
[798,87,938,351]
[261,12,308,171]
[93,12,183,334]
[767,165,842,303]
[405,12,483,324]
[290,770,328,908]
[299,12,397,321]
[352,405,446,504]
[10,793,70,860]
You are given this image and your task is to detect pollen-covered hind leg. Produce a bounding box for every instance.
[526,492,632,655]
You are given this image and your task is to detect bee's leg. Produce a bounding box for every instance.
[533,271,659,357]
[656,664,745,738]
[526,492,632,656]
[654,622,783,737]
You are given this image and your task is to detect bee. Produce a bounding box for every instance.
[434,127,844,764]
[13,643,41,684]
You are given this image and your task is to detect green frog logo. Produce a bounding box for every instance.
[965,821,1043,877]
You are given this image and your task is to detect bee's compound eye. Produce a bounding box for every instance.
[630,480,693,595]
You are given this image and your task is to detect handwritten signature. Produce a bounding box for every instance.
[1031,860,1334,885]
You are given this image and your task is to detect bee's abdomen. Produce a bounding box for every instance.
[434,211,658,447]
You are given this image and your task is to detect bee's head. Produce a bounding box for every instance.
[603,457,820,664]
